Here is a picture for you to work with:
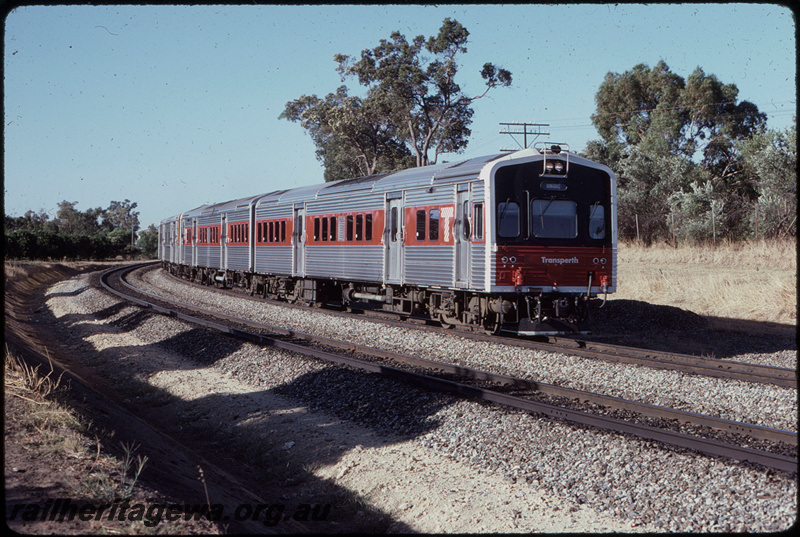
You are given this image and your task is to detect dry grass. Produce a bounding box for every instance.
[5,349,214,534]
[615,239,796,324]
[4,349,82,443]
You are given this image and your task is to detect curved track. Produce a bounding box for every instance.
[160,264,795,388]
[101,263,797,473]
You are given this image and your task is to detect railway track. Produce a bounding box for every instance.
[101,263,797,473]
[156,263,795,389]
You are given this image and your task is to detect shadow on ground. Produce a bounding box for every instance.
[584,298,796,358]
[8,266,456,533]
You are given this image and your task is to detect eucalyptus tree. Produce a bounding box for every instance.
[591,61,765,163]
[281,18,512,181]
[591,61,686,162]
[54,201,104,236]
[280,86,414,181]
[588,61,767,242]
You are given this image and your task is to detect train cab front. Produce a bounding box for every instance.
[490,145,617,336]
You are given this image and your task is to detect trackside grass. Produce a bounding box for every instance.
[614,239,796,325]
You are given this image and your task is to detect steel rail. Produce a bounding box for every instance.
[529,336,797,389]
[109,266,799,447]
[102,264,797,473]
[159,263,795,388]
[364,311,797,388]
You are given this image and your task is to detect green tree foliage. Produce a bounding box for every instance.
[738,125,797,238]
[592,61,686,161]
[587,61,787,244]
[4,229,114,260]
[54,201,104,236]
[281,18,512,181]
[592,62,766,163]
[280,86,415,181]
[135,224,159,259]
[103,199,140,244]
[683,68,766,185]
[5,199,146,260]
[667,180,725,244]
[4,209,54,232]
[616,147,698,242]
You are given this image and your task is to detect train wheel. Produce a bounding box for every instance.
[438,312,457,330]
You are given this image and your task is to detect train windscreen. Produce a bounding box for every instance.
[494,161,612,247]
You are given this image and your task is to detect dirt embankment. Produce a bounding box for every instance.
[4,263,281,534]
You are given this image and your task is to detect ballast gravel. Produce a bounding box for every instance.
[137,268,797,432]
[43,268,797,532]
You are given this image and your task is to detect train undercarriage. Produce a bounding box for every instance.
[165,262,590,336]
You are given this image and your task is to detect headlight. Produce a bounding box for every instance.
[544,161,554,173]
[554,161,565,173]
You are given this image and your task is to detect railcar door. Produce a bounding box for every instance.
[191,218,198,267]
[168,221,175,264]
[455,186,471,286]
[173,220,179,265]
[293,206,305,276]
[385,196,403,284]
[221,215,228,269]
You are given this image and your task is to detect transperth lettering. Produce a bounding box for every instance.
[540,256,579,264]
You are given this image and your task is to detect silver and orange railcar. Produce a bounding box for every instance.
[159,145,617,335]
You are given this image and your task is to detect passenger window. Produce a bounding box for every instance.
[497,201,520,238]
[416,210,426,241]
[280,221,286,243]
[463,201,471,240]
[321,217,328,242]
[589,204,605,239]
[429,209,440,241]
[531,199,577,239]
[474,203,483,240]
[365,214,373,242]
[346,215,354,241]
[390,208,398,242]
[356,214,363,241]
[314,217,321,242]
[329,216,337,241]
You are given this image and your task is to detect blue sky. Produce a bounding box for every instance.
[4,3,796,229]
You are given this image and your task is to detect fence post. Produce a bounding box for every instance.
[635,214,640,243]
[712,209,716,246]
[671,213,676,247]
[754,205,759,239]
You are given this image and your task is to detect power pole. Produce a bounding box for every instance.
[499,122,550,152]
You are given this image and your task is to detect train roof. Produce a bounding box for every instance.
[265,183,326,204]
[192,193,268,216]
[168,147,613,220]
[321,153,508,195]
[160,204,209,225]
